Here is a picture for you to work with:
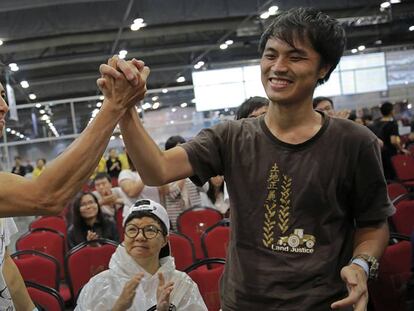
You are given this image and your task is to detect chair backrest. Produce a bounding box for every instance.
[392,200,414,235]
[12,250,60,290]
[177,207,223,259]
[16,228,66,279]
[391,155,414,182]
[66,239,118,299]
[185,258,226,311]
[201,219,230,259]
[387,182,408,201]
[29,216,67,237]
[25,281,65,311]
[369,239,412,311]
[169,232,196,271]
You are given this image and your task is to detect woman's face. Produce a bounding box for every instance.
[79,194,99,220]
[124,216,168,260]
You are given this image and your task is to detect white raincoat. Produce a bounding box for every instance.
[76,245,207,311]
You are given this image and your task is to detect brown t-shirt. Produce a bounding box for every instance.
[181,113,394,311]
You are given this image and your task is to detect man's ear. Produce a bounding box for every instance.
[318,63,331,80]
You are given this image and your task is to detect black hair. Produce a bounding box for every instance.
[236,96,269,120]
[165,135,186,151]
[380,102,394,116]
[94,172,111,183]
[259,7,346,85]
[312,96,334,109]
[124,210,168,236]
[207,179,225,204]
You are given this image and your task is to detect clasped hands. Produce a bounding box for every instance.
[97,56,150,111]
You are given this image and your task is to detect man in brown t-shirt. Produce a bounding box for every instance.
[99,8,393,311]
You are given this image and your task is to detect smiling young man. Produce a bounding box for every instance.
[100,7,393,311]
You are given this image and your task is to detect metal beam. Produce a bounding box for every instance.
[0,0,116,13]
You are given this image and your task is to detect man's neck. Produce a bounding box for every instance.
[264,100,323,145]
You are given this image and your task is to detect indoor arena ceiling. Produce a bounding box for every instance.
[0,0,414,104]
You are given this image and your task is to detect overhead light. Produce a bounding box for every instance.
[6,128,10,132]
[99,95,104,100]
[171,108,177,112]
[142,102,152,110]
[191,98,196,103]
[131,18,146,31]
[220,43,228,50]
[8,63,19,72]
[134,18,144,24]
[170,120,175,124]
[130,24,141,31]
[19,134,24,138]
[46,119,51,124]
[194,61,205,69]
[110,136,115,140]
[351,48,358,53]
[118,50,128,59]
[375,40,382,45]
[183,114,188,119]
[162,88,168,93]
[39,109,45,114]
[260,11,270,19]
[176,76,185,83]
[225,39,233,45]
[20,80,29,88]
[11,130,16,134]
[357,45,366,51]
[151,96,159,101]
[408,104,412,109]
[0,40,3,46]
[390,0,400,3]
[92,108,99,117]
[380,1,391,8]
[268,6,279,15]
[29,93,36,100]
[96,102,102,108]
[180,102,187,108]
[409,26,414,32]
[41,115,50,121]
[152,102,160,109]
[35,103,41,108]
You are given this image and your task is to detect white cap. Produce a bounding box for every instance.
[123,199,170,233]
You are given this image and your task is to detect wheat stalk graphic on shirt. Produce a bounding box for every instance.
[262,164,292,248]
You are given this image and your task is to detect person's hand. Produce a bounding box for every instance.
[112,273,145,311]
[97,57,150,110]
[156,272,174,311]
[86,230,99,241]
[101,193,119,205]
[331,264,368,311]
[401,148,410,155]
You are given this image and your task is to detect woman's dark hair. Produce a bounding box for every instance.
[72,192,105,233]
[206,179,225,204]
[124,211,168,236]
[312,96,334,109]
[259,7,346,86]
[236,96,269,120]
[165,135,186,151]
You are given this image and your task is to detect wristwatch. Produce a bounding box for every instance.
[350,254,379,280]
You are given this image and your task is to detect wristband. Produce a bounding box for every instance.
[350,258,369,277]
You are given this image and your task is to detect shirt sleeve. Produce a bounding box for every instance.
[180,122,229,187]
[352,140,395,224]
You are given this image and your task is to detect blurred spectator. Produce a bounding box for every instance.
[76,199,207,310]
[118,147,130,171]
[236,96,269,120]
[313,96,350,119]
[67,192,119,249]
[370,102,408,179]
[119,154,161,218]
[205,176,229,215]
[25,160,34,173]
[11,156,26,176]
[93,173,127,219]
[162,136,205,229]
[32,158,46,179]
[106,148,122,179]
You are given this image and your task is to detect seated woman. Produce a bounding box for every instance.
[76,199,207,311]
[67,192,119,249]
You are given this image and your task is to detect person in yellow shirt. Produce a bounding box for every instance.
[32,158,46,179]
[118,147,130,170]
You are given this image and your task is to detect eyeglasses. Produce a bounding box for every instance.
[124,224,162,240]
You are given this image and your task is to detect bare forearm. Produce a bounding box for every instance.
[353,222,389,258]
[3,252,35,311]
[119,108,169,185]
